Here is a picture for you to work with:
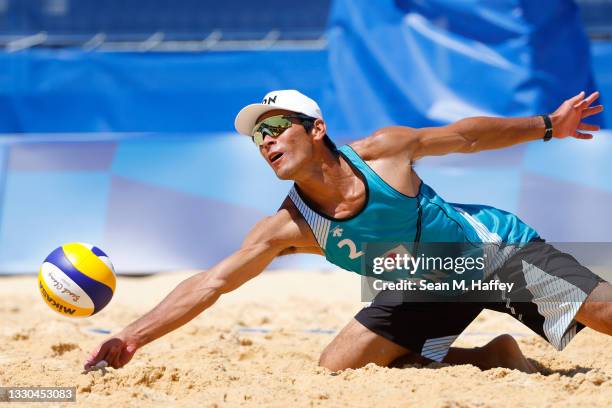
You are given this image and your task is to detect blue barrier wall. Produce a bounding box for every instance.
[1,130,612,274]
[1,0,611,274]
[0,133,314,273]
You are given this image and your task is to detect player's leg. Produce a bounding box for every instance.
[319,294,463,371]
[319,288,535,372]
[318,317,412,371]
[318,317,535,373]
[575,281,612,335]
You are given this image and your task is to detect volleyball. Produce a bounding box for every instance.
[38,243,116,318]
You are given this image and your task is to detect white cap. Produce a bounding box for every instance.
[234,90,323,136]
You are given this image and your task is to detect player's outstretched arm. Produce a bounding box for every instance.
[369,91,604,161]
[84,201,317,370]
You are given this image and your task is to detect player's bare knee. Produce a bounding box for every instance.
[491,333,518,348]
[318,351,331,369]
[484,334,520,363]
[318,348,343,371]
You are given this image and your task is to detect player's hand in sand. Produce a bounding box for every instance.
[550,91,604,139]
[84,332,139,370]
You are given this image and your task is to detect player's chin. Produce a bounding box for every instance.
[275,171,292,180]
[272,164,294,180]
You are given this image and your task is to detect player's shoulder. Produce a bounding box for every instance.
[349,125,418,161]
[243,195,318,249]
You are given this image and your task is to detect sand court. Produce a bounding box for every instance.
[1,270,610,407]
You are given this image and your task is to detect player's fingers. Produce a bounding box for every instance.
[583,105,604,118]
[578,122,600,131]
[117,348,134,368]
[569,91,585,106]
[105,345,122,369]
[584,91,600,106]
[573,99,589,109]
[574,131,593,140]
[84,343,107,369]
[574,91,599,109]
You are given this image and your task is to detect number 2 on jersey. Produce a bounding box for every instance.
[337,238,365,259]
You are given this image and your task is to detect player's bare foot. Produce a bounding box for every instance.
[443,334,536,373]
[480,334,536,373]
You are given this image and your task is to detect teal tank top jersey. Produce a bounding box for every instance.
[288,145,539,277]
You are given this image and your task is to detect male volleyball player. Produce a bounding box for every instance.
[85,90,611,374]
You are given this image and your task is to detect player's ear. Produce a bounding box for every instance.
[311,119,327,142]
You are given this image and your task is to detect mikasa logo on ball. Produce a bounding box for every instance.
[39,281,77,315]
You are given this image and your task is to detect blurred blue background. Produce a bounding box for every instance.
[0,0,611,273]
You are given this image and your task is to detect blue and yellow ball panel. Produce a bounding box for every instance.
[38,243,116,317]
[60,243,116,291]
[90,245,108,257]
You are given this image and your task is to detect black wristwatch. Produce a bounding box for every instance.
[541,115,553,142]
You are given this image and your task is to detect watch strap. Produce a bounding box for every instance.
[541,115,553,142]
